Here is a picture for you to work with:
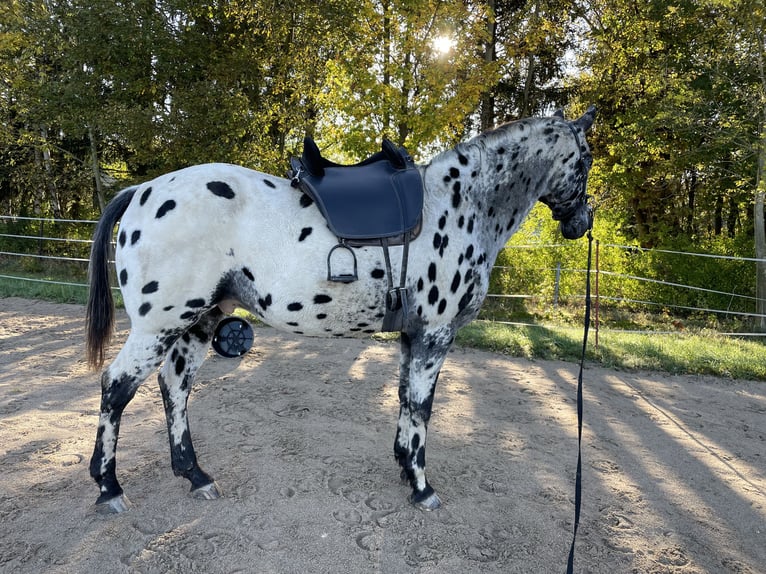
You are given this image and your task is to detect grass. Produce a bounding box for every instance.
[0,274,91,305]
[2,271,764,381]
[457,320,766,380]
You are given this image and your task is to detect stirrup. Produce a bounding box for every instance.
[327,242,358,283]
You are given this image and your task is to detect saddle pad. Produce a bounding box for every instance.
[296,160,423,240]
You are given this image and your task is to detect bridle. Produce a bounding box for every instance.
[546,122,594,228]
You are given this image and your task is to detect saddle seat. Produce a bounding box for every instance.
[289,137,423,244]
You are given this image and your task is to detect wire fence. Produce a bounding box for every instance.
[2,214,766,338]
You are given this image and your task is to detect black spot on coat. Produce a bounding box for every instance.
[207,181,235,199]
[139,187,152,206]
[142,281,159,294]
[299,194,314,208]
[186,298,206,308]
[139,302,152,316]
[118,230,126,247]
[130,230,141,245]
[287,302,303,311]
[156,200,176,218]
[428,286,439,305]
[263,179,276,188]
[450,271,461,293]
[452,182,461,208]
[119,269,128,286]
[313,294,332,304]
[242,267,255,281]
[371,268,385,279]
[299,227,313,241]
[175,355,186,376]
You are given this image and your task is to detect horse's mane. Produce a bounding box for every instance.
[430,117,539,166]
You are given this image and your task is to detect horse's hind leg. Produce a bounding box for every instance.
[90,332,166,513]
[394,326,454,510]
[157,309,223,499]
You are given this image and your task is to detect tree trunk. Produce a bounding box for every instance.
[479,0,496,131]
[382,0,391,134]
[40,125,62,218]
[88,123,106,213]
[755,115,766,330]
[753,13,766,330]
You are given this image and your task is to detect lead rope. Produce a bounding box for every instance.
[566,226,593,574]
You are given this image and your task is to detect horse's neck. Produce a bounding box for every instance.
[427,125,550,254]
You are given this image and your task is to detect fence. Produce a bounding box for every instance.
[2,214,766,338]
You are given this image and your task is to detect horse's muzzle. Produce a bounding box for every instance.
[559,204,593,240]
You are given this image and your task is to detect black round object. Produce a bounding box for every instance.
[212,317,254,358]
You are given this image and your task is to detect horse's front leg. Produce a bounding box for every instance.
[158,309,223,499]
[394,326,454,510]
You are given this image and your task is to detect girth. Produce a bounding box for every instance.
[288,137,424,332]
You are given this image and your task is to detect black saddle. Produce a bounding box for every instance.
[289,137,423,243]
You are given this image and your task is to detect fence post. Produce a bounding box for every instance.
[554,262,561,310]
[38,219,44,256]
[594,240,600,348]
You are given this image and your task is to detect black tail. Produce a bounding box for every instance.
[86,186,138,369]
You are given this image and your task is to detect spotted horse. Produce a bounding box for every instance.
[85,106,596,513]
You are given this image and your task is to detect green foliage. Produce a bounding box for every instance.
[314,0,497,160]
[491,203,593,304]
[573,0,764,247]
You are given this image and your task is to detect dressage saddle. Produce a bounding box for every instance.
[289,137,423,242]
[288,137,424,331]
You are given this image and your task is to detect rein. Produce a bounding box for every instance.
[566,222,593,574]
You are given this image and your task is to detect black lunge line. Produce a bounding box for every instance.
[567,225,593,573]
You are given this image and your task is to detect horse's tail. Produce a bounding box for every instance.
[86,186,137,369]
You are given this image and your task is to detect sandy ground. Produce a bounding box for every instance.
[0,297,764,574]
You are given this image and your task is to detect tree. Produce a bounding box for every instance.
[477,0,580,131]
[314,0,497,160]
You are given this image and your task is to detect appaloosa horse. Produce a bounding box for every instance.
[86,106,595,513]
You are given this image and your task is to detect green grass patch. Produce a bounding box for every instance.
[0,274,91,305]
[457,321,766,381]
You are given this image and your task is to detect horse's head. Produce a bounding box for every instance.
[540,105,596,240]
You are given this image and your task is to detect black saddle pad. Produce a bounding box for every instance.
[290,138,423,241]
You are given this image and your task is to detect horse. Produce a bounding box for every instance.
[85,106,596,513]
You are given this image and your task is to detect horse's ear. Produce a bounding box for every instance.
[574,105,597,131]
[553,109,565,118]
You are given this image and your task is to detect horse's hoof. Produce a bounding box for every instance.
[411,491,442,511]
[191,481,222,500]
[95,494,132,514]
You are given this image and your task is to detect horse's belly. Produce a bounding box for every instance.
[241,257,391,338]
